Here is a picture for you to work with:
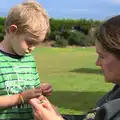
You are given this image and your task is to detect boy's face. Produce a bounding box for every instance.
[11,33,46,56]
[9,25,47,56]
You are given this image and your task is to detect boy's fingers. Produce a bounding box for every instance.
[43,88,52,93]
[29,98,43,110]
[37,95,45,101]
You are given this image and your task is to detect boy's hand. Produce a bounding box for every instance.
[40,83,53,96]
[21,87,42,103]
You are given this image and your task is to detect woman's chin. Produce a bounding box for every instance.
[104,78,111,83]
[104,77,110,82]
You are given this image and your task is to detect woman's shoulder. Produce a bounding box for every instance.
[96,84,120,107]
[95,98,120,120]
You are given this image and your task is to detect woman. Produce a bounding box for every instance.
[30,15,120,120]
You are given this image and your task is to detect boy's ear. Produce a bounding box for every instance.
[9,24,18,34]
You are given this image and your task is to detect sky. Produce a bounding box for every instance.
[0,0,120,20]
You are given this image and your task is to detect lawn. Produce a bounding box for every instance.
[33,47,113,115]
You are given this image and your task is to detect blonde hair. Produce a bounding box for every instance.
[5,0,50,37]
[95,15,120,57]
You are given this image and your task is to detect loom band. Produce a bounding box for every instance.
[19,93,25,104]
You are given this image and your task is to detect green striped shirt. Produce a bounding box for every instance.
[0,51,40,120]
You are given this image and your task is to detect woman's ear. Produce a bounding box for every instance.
[9,24,18,34]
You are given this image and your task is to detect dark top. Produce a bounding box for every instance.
[62,84,120,120]
[96,84,120,107]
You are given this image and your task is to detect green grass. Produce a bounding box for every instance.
[33,47,113,115]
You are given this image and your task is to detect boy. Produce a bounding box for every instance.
[0,0,52,119]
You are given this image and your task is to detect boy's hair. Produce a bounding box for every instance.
[95,15,120,58]
[5,0,50,37]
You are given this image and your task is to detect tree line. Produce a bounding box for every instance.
[0,17,102,47]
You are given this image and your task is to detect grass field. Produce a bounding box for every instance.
[33,47,113,115]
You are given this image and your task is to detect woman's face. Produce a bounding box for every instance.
[95,40,120,84]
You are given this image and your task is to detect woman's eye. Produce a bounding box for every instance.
[99,55,104,59]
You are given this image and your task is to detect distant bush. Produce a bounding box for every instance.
[67,30,94,46]
[49,31,61,41]
[50,30,95,47]
[60,31,71,39]
[52,37,68,47]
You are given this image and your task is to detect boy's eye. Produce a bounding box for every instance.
[25,39,38,46]
[25,37,42,46]
[26,41,34,46]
